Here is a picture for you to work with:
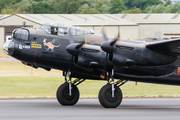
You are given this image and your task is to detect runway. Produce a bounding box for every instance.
[0,98,180,120]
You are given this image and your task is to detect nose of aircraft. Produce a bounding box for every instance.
[3,40,14,55]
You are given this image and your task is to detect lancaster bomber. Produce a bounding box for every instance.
[3,23,180,108]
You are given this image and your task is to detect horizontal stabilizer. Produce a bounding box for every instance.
[146,38,180,56]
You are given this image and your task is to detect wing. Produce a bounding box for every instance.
[146,38,180,56]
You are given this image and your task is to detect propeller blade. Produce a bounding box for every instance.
[102,28,108,42]
[101,35,119,53]
[110,38,118,46]
[66,41,85,56]
[67,28,74,44]
[75,41,85,49]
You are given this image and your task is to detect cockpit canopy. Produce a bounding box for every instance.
[40,23,95,36]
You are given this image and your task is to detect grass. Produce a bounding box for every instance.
[1,61,180,98]
[0,77,180,98]
[0,77,104,98]
[0,62,62,77]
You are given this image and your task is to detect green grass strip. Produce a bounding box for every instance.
[0,77,180,98]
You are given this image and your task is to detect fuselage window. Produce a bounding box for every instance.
[14,29,29,41]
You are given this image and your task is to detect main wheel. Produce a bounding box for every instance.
[56,82,79,106]
[98,84,123,108]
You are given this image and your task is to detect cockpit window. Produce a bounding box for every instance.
[44,26,51,34]
[70,27,76,35]
[61,24,69,31]
[40,25,50,34]
[51,27,58,35]
[40,23,95,36]
[58,28,65,36]
[14,29,29,41]
[85,29,91,34]
[77,27,84,35]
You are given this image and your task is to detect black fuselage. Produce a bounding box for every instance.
[4,28,180,86]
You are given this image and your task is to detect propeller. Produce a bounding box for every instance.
[67,28,75,44]
[66,27,117,79]
[100,29,119,79]
[101,38,118,54]
[101,30,120,98]
[66,29,84,56]
[100,29,109,78]
[66,28,85,73]
[102,28,108,42]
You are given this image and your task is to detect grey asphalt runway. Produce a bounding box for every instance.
[0,98,180,120]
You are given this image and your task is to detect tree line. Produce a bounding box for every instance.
[0,0,179,14]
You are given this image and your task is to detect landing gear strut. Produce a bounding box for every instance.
[99,69,128,108]
[56,71,85,106]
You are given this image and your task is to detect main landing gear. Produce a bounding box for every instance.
[56,71,85,106]
[56,70,127,108]
[99,69,128,108]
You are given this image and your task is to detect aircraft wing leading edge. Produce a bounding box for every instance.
[146,38,180,56]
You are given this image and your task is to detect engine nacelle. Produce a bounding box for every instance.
[75,55,105,70]
[75,55,90,68]
[109,47,138,66]
[74,48,108,70]
[109,53,137,66]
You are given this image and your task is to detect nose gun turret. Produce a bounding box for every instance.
[3,40,14,55]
